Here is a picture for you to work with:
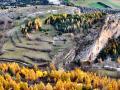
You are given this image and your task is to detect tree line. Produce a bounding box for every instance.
[45,12,106,34]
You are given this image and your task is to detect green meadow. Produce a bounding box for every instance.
[69,0,120,9]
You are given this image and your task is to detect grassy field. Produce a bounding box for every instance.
[70,0,120,9]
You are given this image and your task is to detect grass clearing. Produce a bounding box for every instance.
[70,0,120,8]
[88,2,106,8]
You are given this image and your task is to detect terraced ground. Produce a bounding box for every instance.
[0,5,76,69]
[1,31,53,68]
[0,24,73,69]
[70,0,120,8]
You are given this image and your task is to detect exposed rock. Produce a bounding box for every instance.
[52,47,76,69]
[52,14,120,69]
[75,14,120,62]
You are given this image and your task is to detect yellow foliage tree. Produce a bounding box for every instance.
[45,83,53,90]
[19,82,29,90]
[37,82,45,90]
[34,17,42,31]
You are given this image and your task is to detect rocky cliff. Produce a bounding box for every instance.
[76,14,120,62]
[53,14,120,69]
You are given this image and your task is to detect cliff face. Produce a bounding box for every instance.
[75,15,120,62]
[53,14,120,69]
